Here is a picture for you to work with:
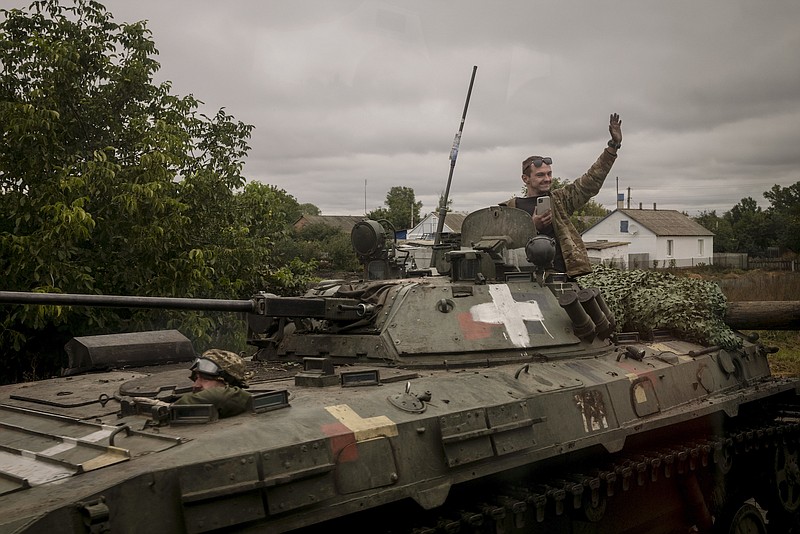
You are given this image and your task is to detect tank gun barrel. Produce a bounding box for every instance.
[0,291,257,314]
[0,291,367,322]
[1,292,798,329]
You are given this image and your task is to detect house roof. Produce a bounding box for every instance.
[435,212,467,233]
[410,212,468,233]
[588,209,714,237]
[584,240,630,250]
[293,215,364,233]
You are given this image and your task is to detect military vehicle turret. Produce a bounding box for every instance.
[0,205,799,534]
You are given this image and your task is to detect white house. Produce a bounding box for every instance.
[584,240,630,268]
[582,208,714,268]
[405,212,467,241]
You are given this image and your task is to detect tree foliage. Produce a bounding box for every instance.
[436,191,453,213]
[297,202,321,216]
[273,223,360,276]
[0,1,315,382]
[764,182,800,254]
[367,186,422,231]
[694,210,736,252]
[693,181,799,257]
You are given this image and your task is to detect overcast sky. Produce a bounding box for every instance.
[7,1,800,217]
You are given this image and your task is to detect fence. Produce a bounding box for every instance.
[626,254,714,270]
[747,258,796,271]
[714,253,748,269]
[631,255,795,271]
[713,254,796,271]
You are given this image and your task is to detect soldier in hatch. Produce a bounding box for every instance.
[172,349,252,418]
[501,113,622,280]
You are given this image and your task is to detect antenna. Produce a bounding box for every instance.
[433,65,477,247]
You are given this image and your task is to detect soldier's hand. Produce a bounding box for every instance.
[609,113,622,145]
[533,210,551,232]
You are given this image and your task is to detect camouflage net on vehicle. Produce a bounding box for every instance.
[578,265,743,350]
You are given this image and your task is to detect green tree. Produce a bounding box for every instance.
[694,183,799,257]
[298,203,321,216]
[367,186,422,231]
[723,197,775,256]
[764,181,800,254]
[694,210,736,252]
[0,1,314,382]
[275,223,359,275]
[436,191,453,213]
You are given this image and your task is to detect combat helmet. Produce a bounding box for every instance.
[190,349,249,388]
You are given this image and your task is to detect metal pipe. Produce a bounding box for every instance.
[0,291,257,313]
[558,291,596,342]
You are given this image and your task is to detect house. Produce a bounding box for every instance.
[293,215,365,234]
[582,208,714,268]
[584,240,630,268]
[405,212,467,241]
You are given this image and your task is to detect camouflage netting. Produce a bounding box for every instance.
[578,265,743,351]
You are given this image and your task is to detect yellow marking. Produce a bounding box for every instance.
[625,373,639,382]
[633,384,648,404]
[326,404,399,441]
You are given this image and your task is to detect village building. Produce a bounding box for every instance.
[405,212,467,241]
[582,207,714,269]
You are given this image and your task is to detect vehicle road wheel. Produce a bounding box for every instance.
[714,502,766,534]
[762,441,800,533]
[774,441,800,514]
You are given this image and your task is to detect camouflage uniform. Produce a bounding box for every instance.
[175,349,252,418]
[501,148,618,278]
[173,385,251,419]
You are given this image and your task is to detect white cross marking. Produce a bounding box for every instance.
[469,284,552,347]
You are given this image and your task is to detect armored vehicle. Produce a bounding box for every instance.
[1,205,799,534]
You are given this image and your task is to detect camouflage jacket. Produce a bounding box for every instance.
[173,385,252,418]
[501,148,618,278]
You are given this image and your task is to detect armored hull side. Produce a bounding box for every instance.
[1,308,797,533]
[1,205,798,533]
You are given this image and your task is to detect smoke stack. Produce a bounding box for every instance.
[639,202,642,210]
[653,203,657,210]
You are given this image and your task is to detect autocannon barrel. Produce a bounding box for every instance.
[0,291,369,321]
[0,291,258,314]
[1,291,798,330]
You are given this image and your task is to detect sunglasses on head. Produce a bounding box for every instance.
[526,157,553,172]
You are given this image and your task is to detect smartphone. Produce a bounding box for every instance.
[535,196,551,216]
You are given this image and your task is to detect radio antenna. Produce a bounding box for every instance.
[433,65,477,247]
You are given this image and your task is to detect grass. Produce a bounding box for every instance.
[754,330,800,377]
[712,270,800,302]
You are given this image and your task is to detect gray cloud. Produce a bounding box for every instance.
[6,0,799,218]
